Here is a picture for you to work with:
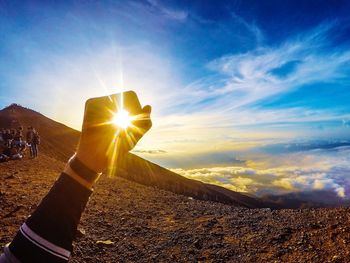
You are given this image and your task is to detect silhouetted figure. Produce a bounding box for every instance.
[0,145,11,162]
[4,129,10,141]
[9,140,23,160]
[0,128,4,144]
[32,128,40,158]
[0,91,152,262]
[26,126,39,158]
[0,155,9,162]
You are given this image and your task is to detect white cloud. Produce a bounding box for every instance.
[336,187,346,198]
[172,147,350,199]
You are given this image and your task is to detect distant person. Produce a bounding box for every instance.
[17,127,25,149]
[15,127,23,137]
[9,140,23,160]
[26,126,33,142]
[0,150,10,163]
[4,129,11,141]
[0,91,152,262]
[3,130,12,148]
[0,129,8,160]
[0,154,9,162]
[31,128,40,158]
[0,128,4,145]
[10,129,15,140]
[0,140,23,161]
[26,126,40,158]
[0,145,11,162]
[13,130,22,146]
[2,130,8,141]
[18,139,27,154]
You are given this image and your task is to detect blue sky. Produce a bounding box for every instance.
[1,0,350,199]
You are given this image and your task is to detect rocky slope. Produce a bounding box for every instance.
[1,156,350,262]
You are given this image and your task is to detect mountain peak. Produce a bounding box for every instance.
[0,104,46,120]
[1,104,33,114]
[2,103,24,111]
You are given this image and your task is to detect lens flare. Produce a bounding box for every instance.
[112,109,133,129]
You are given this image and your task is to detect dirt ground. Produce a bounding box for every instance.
[1,155,350,262]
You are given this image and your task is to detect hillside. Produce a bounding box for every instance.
[0,104,80,161]
[0,104,263,208]
[1,156,350,262]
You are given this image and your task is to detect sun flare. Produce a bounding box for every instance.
[112,109,133,129]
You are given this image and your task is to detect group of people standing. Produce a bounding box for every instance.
[0,126,40,162]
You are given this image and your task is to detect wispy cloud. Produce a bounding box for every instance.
[343,119,350,127]
[231,12,264,45]
[143,0,188,21]
[132,149,167,154]
[204,22,350,109]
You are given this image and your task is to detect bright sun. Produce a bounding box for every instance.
[112,109,133,129]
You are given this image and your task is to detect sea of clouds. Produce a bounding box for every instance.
[172,143,350,202]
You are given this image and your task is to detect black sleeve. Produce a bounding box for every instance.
[6,173,92,263]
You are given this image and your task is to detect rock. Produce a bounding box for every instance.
[332,255,341,262]
[76,228,86,238]
[205,218,218,228]
[96,240,114,246]
[194,239,203,249]
[5,174,15,179]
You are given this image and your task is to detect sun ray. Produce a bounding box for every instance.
[91,66,113,103]
[112,109,134,129]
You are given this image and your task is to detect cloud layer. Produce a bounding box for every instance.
[172,146,350,200]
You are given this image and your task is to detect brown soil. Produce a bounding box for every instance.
[1,155,350,263]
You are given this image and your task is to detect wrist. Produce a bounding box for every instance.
[64,154,102,190]
[63,164,97,190]
[75,148,103,173]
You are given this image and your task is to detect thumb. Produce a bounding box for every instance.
[142,105,152,115]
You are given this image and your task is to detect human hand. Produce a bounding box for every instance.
[75,91,152,173]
